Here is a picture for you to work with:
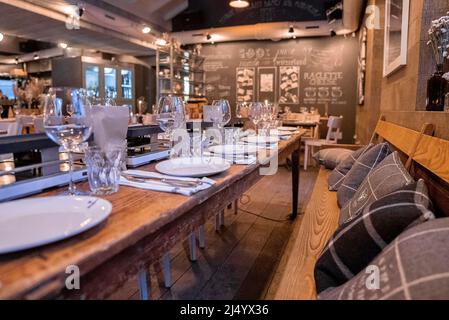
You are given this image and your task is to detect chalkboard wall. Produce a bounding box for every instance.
[200,37,359,143]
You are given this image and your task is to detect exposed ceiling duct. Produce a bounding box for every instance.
[171,0,365,44]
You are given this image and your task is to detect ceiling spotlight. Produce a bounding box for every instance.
[288,26,294,34]
[77,3,85,17]
[155,38,167,46]
[0,33,4,42]
[14,57,19,64]
[330,30,337,37]
[229,0,249,9]
[206,34,212,41]
[33,54,39,60]
[59,42,68,49]
[142,26,151,34]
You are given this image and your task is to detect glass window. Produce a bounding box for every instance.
[104,67,117,98]
[121,69,133,100]
[85,66,100,98]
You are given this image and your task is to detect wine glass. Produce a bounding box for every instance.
[211,99,232,129]
[43,88,93,195]
[13,102,22,117]
[236,102,249,119]
[249,102,264,133]
[155,95,185,158]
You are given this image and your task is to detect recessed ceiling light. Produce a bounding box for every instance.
[142,26,151,34]
[229,0,249,9]
[33,54,39,60]
[155,38,167,46]
[0,33,4,42]
[59,42,68,49]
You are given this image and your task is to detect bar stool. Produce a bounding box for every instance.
[303,116,343,170]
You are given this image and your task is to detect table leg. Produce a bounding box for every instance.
[289,140,301,220]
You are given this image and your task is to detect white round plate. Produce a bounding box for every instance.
[208,144,258,156]
[156,157,231,178]
[277,126,297,132]
[242,136,280,145]
[0,196,112,255]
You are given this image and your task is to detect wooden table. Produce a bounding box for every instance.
[0,132,304,300]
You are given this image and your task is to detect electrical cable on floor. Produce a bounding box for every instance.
[237,194,291,223]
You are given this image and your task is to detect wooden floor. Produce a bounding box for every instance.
[108,166,319,300]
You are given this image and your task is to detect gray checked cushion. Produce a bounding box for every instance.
[337,143,392,208]
[328,144,373,192]
[313,148,354,170]
[339,152,414,225]
[318,217,449,300]
[315,180,434,294]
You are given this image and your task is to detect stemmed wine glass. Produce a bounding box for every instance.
[249,102,264,133]
[211,99,232,129]
[236,102,249,119]
[43,88,93,195]
[155,95,186,158]
[13,102,22,117]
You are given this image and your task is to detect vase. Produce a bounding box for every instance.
[426,65,448,111]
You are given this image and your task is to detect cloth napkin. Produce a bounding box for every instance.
[91,106,129,151]
[119,170,216,196]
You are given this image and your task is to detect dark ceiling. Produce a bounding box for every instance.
[172,0,341,32]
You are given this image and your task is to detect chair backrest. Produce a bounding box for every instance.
[325,116,343,142]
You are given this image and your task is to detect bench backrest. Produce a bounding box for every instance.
[371,117,449,217]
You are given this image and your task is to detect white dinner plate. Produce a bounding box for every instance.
[0,196,112,255]
[277,126,297,132]
[242,135,280,145]
[208,144,258,156]
[156,157,231,178]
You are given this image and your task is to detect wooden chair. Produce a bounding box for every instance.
[303,116,343,170]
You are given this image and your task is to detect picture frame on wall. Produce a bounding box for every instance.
[383,0,410,77]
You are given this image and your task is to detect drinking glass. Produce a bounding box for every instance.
[155,95,186,158]
[211,99,232,129]
[85,145,125,195]
[43,87,93,195]
[249,102,264,133]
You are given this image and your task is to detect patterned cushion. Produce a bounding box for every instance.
[337,143,391,208]
[313,148,354,170]
[315,180,434,294]
[319,217,449,300]
[328,144,373,191]
[339,152,414,225]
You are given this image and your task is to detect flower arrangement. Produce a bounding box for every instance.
[428,13,449,68]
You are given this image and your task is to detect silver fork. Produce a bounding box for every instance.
[122,174,202,188]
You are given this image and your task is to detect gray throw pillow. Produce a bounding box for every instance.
[328,144,373,191]
[315,180,434,294]
[313,148,354,170]
[337,143,391,208]
[339,152,414,225]
[319,217,449,300]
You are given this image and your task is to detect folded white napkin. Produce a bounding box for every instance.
[203,151,257,165]
[119,170,215,196]
[91,106,129,151]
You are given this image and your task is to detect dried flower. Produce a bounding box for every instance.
[428,14,449,66]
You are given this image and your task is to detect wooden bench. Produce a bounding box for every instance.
[274,117,449,300]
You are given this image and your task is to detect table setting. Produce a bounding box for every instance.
[0,92,295,255]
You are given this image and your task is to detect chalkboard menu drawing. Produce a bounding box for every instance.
[258,67,276,103]
[303,72,346,105]
[279,66,300,104]
[236,68,255,102]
